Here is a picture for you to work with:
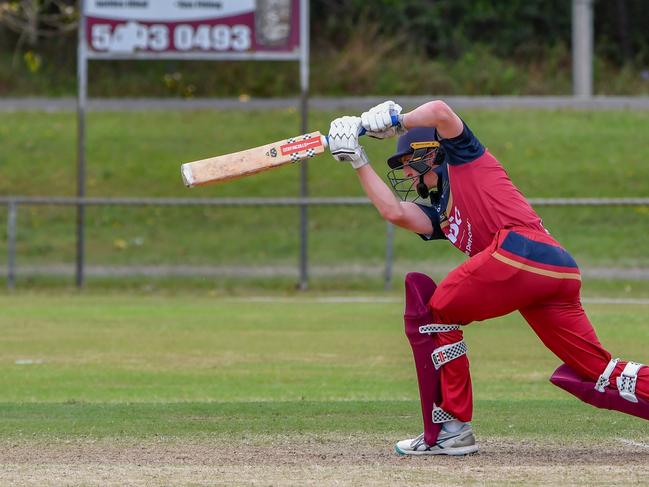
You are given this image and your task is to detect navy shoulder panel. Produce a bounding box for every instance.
[414,203,446,241]
[440,122,485,165]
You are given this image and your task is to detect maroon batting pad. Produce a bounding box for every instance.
[550,363,649,421]
[404,272,443,445]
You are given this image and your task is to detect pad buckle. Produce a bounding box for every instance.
[431,340,467,370]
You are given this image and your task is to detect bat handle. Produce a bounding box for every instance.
[323,114,402,148]
[358,113,402,136]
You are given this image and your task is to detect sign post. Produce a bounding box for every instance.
[572,0,593,97]
[76,0,308,287]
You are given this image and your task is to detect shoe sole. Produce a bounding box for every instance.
[395,444,479,456]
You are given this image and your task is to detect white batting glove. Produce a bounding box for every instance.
[360,100,406,139]
[328,116,369,169]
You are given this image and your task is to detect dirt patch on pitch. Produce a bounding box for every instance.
[1,435,648,486]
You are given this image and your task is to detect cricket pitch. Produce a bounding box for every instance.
[2,435,649,486]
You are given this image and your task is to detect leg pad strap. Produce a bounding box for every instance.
[617,362,644,403]
[419,324,460,334]
[594,359,645,403]
[432,340,467,370]
[432,404,457,424]
[595,358,619,392]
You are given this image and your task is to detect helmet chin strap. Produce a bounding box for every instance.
[416,175,429,199]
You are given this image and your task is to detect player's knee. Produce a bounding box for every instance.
[404,320,419,340]
[562,357,604,383]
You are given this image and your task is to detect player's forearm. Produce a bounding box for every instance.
[356,164,405,222]
[402,100,463,139]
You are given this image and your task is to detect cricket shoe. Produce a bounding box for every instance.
[394,424,478,456]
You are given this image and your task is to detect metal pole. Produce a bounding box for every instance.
[384,221,394,291]
[298,0,310,290]
[7,202,17,289]
[572,0,594,97]
[76,0,87,288]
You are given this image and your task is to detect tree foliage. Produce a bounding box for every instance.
[0,0,76,46]
[1,1,648,66]
[1,0,648,96]
[312,0,649,65]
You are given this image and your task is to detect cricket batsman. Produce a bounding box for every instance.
[327,100,649,456]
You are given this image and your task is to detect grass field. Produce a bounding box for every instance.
[1,106,648,483]
[1,292,648,485]
[1,109,649,283]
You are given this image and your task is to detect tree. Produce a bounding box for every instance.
[0,0,77,65]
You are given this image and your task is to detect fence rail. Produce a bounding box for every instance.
[3,196,649,206]
[4,196,649,290]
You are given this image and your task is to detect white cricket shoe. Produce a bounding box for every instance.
[394,423,478,456]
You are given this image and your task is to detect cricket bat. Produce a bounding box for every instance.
[180,115,399,188]
[181,132,327,187]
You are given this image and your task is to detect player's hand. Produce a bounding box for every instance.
[361,100,406,139]
[328,116,369,169]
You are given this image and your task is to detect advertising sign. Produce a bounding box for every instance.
[85,0,300,57]
[75,0,310,288]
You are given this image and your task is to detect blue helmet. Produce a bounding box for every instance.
[386,127,446,202]
[387,127,445,170]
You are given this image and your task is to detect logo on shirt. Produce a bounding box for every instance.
[444,206,473,255]
[447,207,462,244]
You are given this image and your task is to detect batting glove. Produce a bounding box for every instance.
[328,116,370,169]
[360,100,406,139]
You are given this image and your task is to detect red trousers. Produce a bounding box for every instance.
[428,227,649,422]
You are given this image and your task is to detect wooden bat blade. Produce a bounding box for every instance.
[181,131,327,187]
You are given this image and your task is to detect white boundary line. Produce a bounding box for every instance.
[617,438,649,449]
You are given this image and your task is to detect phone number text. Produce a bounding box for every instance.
[90,22,252,52]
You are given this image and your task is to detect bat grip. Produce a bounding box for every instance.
[323,114,402,147]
